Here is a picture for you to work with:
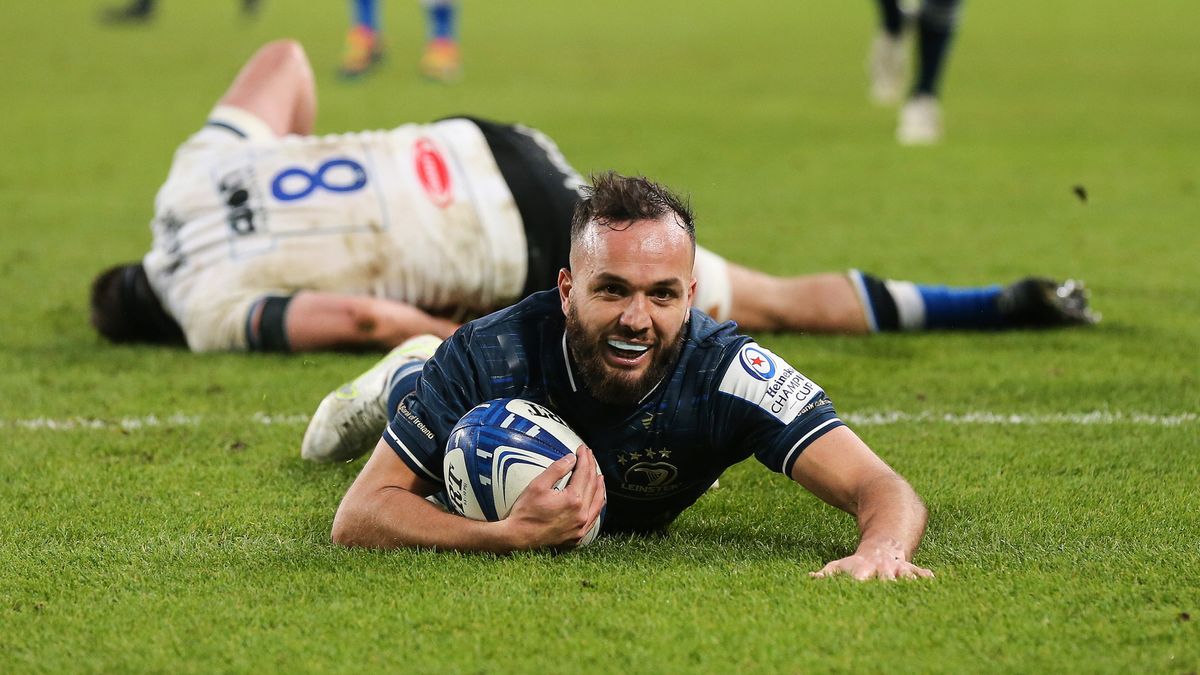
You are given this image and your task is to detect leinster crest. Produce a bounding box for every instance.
[617,448,681,496]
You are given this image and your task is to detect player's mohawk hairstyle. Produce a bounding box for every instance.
[570,171,695,244]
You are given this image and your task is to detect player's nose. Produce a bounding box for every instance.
[618,294,652,333]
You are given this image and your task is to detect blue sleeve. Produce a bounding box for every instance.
[711,342,845,476]
[383,327,486,485]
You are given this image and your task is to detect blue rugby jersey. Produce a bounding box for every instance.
[384,290,844,532]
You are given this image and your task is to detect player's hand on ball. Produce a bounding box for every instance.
[810,551,934,581]
[503,445,606,550]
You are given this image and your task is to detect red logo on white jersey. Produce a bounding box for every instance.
[414,138,453,208]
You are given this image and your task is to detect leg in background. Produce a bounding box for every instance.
[419,0,462,82]
[101,0,156,24]
[868,0,911,105]
[722,262,1097,334]
[340,0,386,78]
[897,0,962,144]
[219,39,317,136]
[727,264,871,334]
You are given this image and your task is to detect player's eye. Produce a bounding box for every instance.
[651,288,678,301]
[599,283,624,296]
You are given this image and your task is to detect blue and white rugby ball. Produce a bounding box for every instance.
[443,398,602,546]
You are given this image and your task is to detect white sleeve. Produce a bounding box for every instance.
[176,288,265,352]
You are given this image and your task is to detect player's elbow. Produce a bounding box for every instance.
[330,498,372,548]
[886,475,927,527]
[913,490,929,525]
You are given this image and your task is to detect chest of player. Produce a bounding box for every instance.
[570,408,728,503]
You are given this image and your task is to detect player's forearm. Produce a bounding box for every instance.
[851,474,928,561]
[331,486,520,553]
[284,293,458,352]
[372,305,459,346]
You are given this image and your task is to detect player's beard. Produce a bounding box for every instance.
[564,303,687,406]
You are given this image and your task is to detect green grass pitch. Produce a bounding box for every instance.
[1,0,1197,671]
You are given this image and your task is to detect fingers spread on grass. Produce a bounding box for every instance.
[809,561,842,579]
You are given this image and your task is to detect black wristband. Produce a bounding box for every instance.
[246,295,293,352]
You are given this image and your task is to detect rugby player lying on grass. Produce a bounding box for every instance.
[314,173,933,580]
[90,39,1096,354]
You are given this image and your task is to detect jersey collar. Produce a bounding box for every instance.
[559,330,669,406]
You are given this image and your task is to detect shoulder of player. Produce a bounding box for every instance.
[436,290,560,385]
[683,309,748,361]
[459,290,561,338]
[706,335,832,427]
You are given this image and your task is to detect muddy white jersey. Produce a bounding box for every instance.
[142,108,527,351]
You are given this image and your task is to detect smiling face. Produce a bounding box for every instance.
[559,215,697,405]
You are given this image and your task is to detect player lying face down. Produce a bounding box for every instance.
[320,172,934,580]
[87,40,1095,355]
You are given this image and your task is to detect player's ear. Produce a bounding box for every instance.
[686,275,698,308]
[557,267,573,315]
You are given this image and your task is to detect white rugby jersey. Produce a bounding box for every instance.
[142,108,527,351]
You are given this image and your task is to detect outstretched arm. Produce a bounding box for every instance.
[331,440,606,552]
[789,426,933,580]
[274,292,459,351]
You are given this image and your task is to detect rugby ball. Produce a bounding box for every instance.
[443,398,603,546]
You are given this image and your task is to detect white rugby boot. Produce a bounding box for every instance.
[300,334,443,463]
[897,95,943,145]
[868,29,911,105]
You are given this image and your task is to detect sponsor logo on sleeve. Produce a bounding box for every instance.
[739,345,777,381]
[719,343,822,424]
[414,138,453,208]
[396,399,435,440]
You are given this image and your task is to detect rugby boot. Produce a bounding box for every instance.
[897,95,943,145]
[998,278,1100,328]
[868,29,910,105]
[419,37,462,83]
[339,26,385,79]
[301,334,443,462]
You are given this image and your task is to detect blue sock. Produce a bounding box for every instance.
[353,0,379,32]
[385,360,426,418]
[427,1,457,40]
[916,284,1004,329]
[853,270,1005,331]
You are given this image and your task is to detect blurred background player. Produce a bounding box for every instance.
[101,0,261,23]
[868,0,962,144]
[339,0,461,81]
[89,40,1097,353]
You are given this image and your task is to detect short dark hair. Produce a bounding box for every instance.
[89,263,186,345]
[569,171,695,247]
